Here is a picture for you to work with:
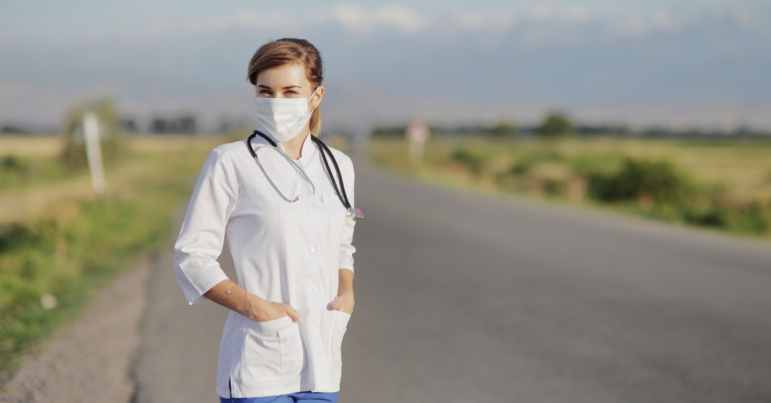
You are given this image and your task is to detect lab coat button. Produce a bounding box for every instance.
[309,246,315,252]
[307,206,313,212]
[312,287,319,293]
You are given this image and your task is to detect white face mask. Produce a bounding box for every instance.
[253,86,320,142]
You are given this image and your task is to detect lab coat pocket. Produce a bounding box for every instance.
[243,316,303,379]
[322,193,347,237]
[329,310,351,375]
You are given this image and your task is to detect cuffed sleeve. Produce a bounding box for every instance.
[174,149,237,305]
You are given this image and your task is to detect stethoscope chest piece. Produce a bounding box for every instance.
[346,207,364,226]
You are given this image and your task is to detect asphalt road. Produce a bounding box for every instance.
[134,157,771,403]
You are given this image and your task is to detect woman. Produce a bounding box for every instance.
[174,38,359,403]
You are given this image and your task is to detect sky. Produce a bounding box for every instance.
[2,0,771,132]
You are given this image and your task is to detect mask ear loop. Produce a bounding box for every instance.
[307,86,320,102]
[307,86,320,118]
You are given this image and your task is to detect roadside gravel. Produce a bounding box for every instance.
[0,258,151,403]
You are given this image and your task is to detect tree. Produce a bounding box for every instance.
[537,112,573,137]
[490,121,517,138]
[60,98,124,171]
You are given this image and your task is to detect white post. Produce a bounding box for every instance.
[82,112,106,194]
[405,119,430,166]
[409,142,424,165]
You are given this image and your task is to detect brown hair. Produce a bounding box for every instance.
[247,38,324,136]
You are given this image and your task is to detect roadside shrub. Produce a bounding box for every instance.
[0,155,69,191]
[724,201,771,234]
[587,158,687,203]
[2,156,24,171]
[681,206,729,228]
[506,149,565,177]
[509,161,530,175]
[60,98,124,171]
[496,149,568,193]
[0,223,48,254]
[682,200,771,235]
[451,149,487,176]
[571,154,623,177]
[544,179,566,196]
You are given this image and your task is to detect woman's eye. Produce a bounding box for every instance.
[286,90,298,95]
[258,89,271,94]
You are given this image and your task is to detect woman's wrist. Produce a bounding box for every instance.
[231,287,266,320]
[337,269,354,297]
[337,288,353,298]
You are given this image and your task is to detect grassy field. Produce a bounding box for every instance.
[369,136,771,239]
[0,134,231,384]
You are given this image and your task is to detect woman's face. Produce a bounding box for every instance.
[256,63,324,111]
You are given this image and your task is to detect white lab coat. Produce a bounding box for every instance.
[173,129,356,398]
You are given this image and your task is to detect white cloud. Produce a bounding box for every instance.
[330,5,369,31]
[373,5,427,33]
[113,5,429,44]
[651,11,679,31]
[132,11,297,42]
[730,7,753,28]
[0,3,761,50]
[330,4,428,34]
[524,3,589,23]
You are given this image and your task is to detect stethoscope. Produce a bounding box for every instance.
[246,130,363,223]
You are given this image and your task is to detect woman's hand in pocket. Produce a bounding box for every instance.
[244,292,300,323]
[205,280,300,323]
[330,291,354,315]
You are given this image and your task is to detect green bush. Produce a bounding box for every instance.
[2,156,23,170]
[451,148,488,176]
[681,200,771,235]
[544,179,566,196]
[59,98,124,171]
[724,201,771,234]
[570,154,623,177]
[489,122,517,138]
[506,149,565,177]
[509,161,530,175]
[681,206,728,228]
[587,158,688,203]
[537,113,573,138]
[0,155,70,191]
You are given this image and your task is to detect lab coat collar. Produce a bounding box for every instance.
[255,125,316,168]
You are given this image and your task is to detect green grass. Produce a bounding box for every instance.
[0,155,71,192]
[0,137,223,383]
[369,137,771,239]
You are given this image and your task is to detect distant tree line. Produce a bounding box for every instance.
[116,115,197,134]
[372,112,771,140]
[1,124,32,134]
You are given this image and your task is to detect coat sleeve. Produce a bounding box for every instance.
[173,149,237,305]
[338,157,356,274]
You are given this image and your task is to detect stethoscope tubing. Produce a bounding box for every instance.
[246,130,354,214]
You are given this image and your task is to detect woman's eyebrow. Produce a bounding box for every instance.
[282,85,302,89]
[257,84,272,90]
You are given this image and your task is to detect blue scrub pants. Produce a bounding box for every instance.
[219,392,338,403]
